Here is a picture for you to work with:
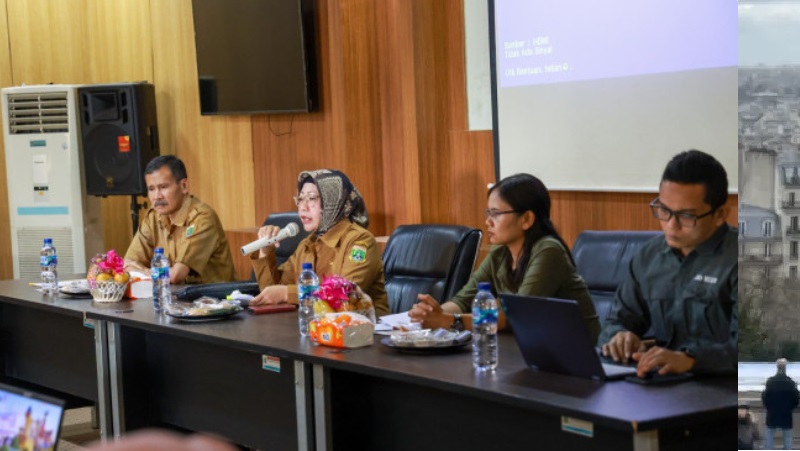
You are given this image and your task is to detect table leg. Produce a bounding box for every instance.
[312,364,331,451]
[107,322,125,439]
[633,429,658,451]
[294,361,314,451]
[92,319,113,441]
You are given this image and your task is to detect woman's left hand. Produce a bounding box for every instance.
[251,285,289,305]
[408,294,451,329]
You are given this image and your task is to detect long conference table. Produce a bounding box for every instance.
[0,278,735,451]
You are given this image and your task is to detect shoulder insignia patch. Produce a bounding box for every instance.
[349,243,367,264]
[186,224,196,238]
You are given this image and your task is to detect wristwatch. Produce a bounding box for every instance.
[451,313,465,332]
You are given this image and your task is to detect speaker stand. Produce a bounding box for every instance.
[130,195,144,236]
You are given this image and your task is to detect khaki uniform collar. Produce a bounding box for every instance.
[158,195,194,229]
[317,220,352,248]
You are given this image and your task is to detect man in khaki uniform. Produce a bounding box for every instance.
[124,155,235,284]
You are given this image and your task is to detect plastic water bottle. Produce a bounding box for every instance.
[472,282,498,371]
[151,248,171,312]
[297,262,319,336]
[39,238,58,295]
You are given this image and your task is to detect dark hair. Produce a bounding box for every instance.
[661,150,728,210]
[144,155,188,182]
[489,173,575,290]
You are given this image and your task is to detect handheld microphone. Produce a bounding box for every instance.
[240,223,300,256]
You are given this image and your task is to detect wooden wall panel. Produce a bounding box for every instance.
[4,0,154,262]
[0,0,13,279]
[6,0,89,85]
[449,130,495,231]
[375,0,423,229]
[150,0,255,231]
[82,0,154,256]
[253,0,386,235]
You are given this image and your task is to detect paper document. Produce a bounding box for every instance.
[378,311,412,328]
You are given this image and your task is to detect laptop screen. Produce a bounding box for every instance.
[501,293,636,380]
[0,383,65,451]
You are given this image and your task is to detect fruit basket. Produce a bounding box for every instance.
[90,280,130,303]
[87,249,131,303]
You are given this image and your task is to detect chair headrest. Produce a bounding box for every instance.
[572,230,661,292]
[382,224,475,277]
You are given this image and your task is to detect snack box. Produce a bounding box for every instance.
[125,272,153,300]
[309,312,374,348]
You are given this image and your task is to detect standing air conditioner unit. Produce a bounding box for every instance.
[2,84,104,280]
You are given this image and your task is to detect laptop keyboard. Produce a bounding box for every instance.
[599,354,637,368]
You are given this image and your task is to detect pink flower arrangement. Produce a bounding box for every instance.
[315,275,355,311]
[312,275,376,323]
[87,249,129,287]
[96,249,125,274]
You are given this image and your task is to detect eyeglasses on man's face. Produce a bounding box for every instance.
[293,192,320,207]
[649,198,716,228]
[484,208,517,220]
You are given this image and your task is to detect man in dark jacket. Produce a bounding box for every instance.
[763,358,800,449]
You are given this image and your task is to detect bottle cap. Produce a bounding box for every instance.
[44,238,52,245]
[155,247,164,254]
[478,282,491,291]
[302,262,312,270]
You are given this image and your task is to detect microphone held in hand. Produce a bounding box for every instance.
[240,223,300,256]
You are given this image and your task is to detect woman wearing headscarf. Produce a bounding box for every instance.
[250,169,389,316]
[408,173,600,341]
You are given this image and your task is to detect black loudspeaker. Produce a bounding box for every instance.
[78,83,160,196]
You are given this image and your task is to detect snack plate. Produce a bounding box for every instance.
[60,281,91,297]
[165,307,244,322]
[380,336,471,354]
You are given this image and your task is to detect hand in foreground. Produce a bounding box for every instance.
[88,430,236,451]
[257,225,282,258]
[632,346,695,377]
[601,331,642,365]
[251,285,289,306]
[408,294,450,329]
[123,259,149,275]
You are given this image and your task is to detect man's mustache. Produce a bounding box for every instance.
[153,200,168,207]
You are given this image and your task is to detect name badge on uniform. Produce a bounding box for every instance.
[693,273,718,284]
[186,224,196,238]
[349,242,368,263]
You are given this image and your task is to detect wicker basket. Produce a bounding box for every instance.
[90,280,129,303]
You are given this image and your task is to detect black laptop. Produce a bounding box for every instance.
[0,382,66,450]
[501,294,637,381]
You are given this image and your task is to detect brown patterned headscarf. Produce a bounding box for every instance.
[297,169,368,235]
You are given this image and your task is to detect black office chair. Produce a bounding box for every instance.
[382,224,482,313]
[175,212,309,301]
[572,230,660,326]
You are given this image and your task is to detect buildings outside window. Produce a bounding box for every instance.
[763,220,774,236]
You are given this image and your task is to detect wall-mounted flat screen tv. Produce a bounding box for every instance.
[191,0,317,115]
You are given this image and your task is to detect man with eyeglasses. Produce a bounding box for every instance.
[124,155,235,284]
[599,150,736,376]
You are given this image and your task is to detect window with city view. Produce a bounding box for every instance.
[739,1,800,399]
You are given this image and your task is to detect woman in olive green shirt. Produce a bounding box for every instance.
[409,174,600,341]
